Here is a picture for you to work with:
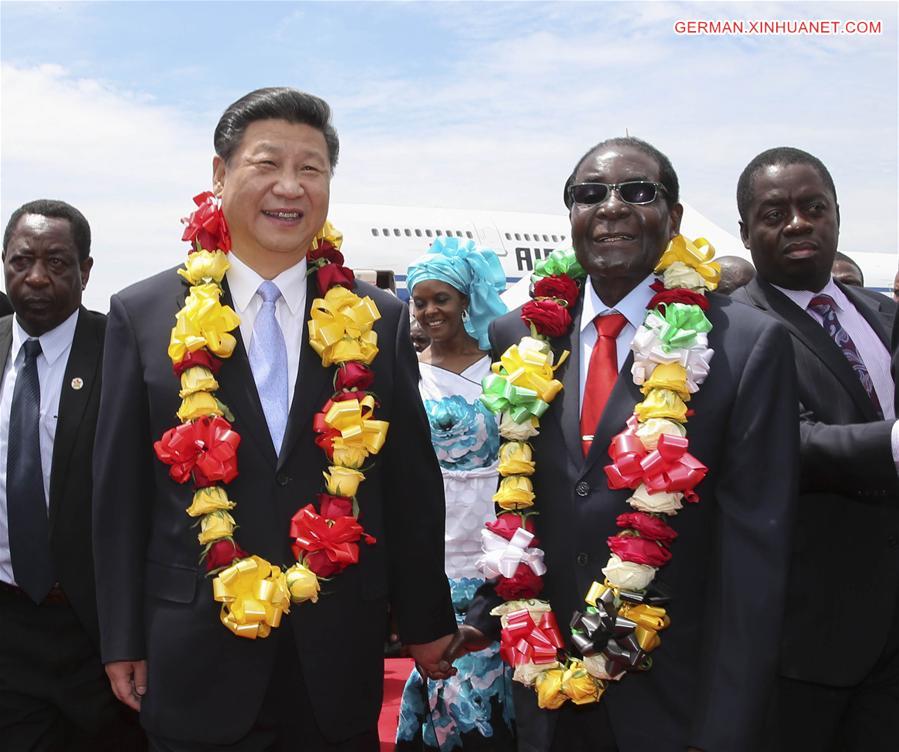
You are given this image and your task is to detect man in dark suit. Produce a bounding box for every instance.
[92,88,456,751]
[0,200,142,750]
[455,138,798,751]
[733,147,899,750]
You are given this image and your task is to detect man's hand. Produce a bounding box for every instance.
[105,660,147,711]
[444,624,491,662]
[407,633,458,680]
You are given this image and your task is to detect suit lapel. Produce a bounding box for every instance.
[276,275,331,471]
[746,278,878,420]
[48,309,99,531]
[554,295,585,466]
[841,282,890,350]
[214,279,279,466]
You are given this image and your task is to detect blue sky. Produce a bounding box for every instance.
[1,0,896,309]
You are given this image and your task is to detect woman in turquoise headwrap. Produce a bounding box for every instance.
[397,238,514,752]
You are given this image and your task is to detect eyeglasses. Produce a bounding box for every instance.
[567,181,667,207]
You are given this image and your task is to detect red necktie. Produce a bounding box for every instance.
[581,313,627,456]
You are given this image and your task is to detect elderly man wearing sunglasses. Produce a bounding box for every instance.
[451,137,798,752]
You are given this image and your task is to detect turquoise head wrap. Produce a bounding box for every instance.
[406,237,507,350]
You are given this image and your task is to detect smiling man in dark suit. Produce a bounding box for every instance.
[92,88,456,751]
[733,147,899,751]
[0,200,142,750]
[454,138,798,752]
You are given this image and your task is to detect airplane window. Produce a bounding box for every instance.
[426,230,433,237]
[455,230,463,237]
[382,228,389,235]
[514,233,521,241]
[561,235,566,240]
[393,229,401,237]
[551,235,558,242]
[466,231,473,239]
[415,229,422,237]
[435,230,443,236]
[505,233,511,240]
[542,234,549,242]
[524,234,531,241]
[404,229,412,237]
[446,230,452,236]
[372,228,379,237]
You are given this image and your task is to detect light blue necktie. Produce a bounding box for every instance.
[248,281,289,454]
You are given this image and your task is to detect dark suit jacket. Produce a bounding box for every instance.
[467,289,798,752]
[733,278,899,686]
[0,307,106,644]
[92,267,455,743]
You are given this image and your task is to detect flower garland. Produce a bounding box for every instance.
[154,192,387,640]
[477,236,720,708]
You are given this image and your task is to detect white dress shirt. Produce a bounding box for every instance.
[226,251,308,412]
[0,309,79,586]
[772,277,899,470]
[579,274,655,411]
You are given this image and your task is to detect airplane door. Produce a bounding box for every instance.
[476,225,506,256]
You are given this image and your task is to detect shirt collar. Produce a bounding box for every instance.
[770,276,847,313]
[580,273,656,333]
[11,308,80,366]
[226,251,308,316]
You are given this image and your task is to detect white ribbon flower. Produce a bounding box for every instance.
[477,528,547,580]
[601,554,657,591]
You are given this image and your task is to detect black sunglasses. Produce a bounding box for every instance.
[567,181,667,207]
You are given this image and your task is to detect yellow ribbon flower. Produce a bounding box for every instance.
[168,283,240,363]
[498,441,536,477]
[641,363,690,401]
[654,235,720,289]
[179,366,219,398]
[186,486,235,517]
[495,344,563,405]
[307,286,380,367]
[212,555,290,639]
[619,603,670,652]
[311,219,344,251]
[535,667,568,710]
[284,562,320,604]
[177,249,230,285]
[177,391,223,422]
[323,395,389,460]
[323,466,366,497]
[561,661,604,705]
[584,580,614,607]
[634,388,688,423]
[493,476,535,510]
[198,510,237,545]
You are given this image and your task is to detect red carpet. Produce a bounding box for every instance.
[379,658,414,750]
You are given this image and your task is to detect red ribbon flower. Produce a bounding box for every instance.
[154,415,241,487]
[486,513,539,546]
[605,427,707,501]
[533,275,579,309]
[307,241,345,268]
[173,348,223,377]
[616,512,678,544]
[521,300,572,338]
[500,609,564,666]
[316,262,356,295]
[496,562,544,600]
[607,534,672,567]
[648,280,709,311]
[205,538,249,572]
[290,504,375,577]
[335,362,375,392]
[181,192,231,253]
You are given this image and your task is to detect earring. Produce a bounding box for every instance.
[462,309,470,323]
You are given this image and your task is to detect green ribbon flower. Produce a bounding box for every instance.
[480,373,551,423]
[647,303,712,352]
[532,248,586,281]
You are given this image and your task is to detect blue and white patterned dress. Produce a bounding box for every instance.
[396,358,515,752]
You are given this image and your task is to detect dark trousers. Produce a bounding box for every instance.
[0,586,145,752]
[771,596,899,752]
[147,628,378,752]
[512,682,617,752]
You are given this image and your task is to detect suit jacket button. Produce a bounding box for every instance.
[276,473,290,487]
[575,481,590,497]
[576,552,589,566]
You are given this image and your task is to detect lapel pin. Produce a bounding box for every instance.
[71,377,84,390]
